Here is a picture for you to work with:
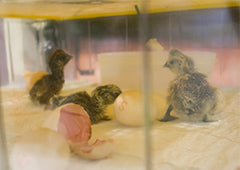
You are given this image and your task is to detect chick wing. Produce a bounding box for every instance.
[30,75,64,104]
[169,72,215,114]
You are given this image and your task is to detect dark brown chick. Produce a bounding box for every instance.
[50,84,122,124]
[29,49,72,105]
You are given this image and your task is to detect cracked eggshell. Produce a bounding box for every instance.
[43,103,114,160]
[43,103,91,143]
[70,139,114,160]
[113,90,158,126]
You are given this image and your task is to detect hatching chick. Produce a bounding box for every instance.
[160,49,218,122]
[91,84,122,106]
[50,84,122,124]
[29,49,72,105]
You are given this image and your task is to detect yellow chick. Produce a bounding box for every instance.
[23,71,48,91]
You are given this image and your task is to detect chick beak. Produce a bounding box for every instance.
[64,54,72,64]
[67,54,73,61]
[163,62,169,68]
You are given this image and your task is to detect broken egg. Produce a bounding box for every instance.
[114,90,158,126]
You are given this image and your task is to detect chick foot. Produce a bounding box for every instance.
[159,115,178,122]
[159,104,178,122]
[101,115,112,121]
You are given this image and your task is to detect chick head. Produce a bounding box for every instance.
[164,49,195,74]
[91,84,122,106]
[48,49,72,71]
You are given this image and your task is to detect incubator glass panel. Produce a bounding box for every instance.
[0,1,240,170]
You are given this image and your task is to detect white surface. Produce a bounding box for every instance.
[1,85,240,170]
[10,128,70,170]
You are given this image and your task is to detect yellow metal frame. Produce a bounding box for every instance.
[0,0,239,20]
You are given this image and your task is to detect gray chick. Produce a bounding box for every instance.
[160,49,217,122]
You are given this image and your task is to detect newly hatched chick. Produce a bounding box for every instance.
[50,84,122,124]
[160,49,218,122]
[29,49,72,105]
[91,84,122,106]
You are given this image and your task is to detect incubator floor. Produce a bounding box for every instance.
[1,84,240,170]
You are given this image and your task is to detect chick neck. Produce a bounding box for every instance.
[91,96,105,114]
[89,97,107,124]
[177,68,195,76]
[50,66,64,80]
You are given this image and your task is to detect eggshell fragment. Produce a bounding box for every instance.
[57,104,92,143]
[43,103,114,160]
[70,139,114,160]
[43,103,91,143]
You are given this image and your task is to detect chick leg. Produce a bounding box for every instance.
[159,105,178,122]
[202,114,215,122]
[101,115,112,121]
[39,92,53,105]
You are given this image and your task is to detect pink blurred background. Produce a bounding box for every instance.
[0,7,240,87]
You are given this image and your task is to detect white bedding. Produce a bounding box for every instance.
[1,85,240,170]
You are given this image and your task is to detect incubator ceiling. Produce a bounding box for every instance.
[0,0,240,19]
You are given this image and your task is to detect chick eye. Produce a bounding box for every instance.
[169,60,175,64]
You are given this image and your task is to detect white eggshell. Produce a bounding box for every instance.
[70,139,114,160]
[43,103,91,143]
[114,90,157,126]
[11,128,70,170]
[42,104,114,160]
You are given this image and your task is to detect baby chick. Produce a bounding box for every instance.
[29,49,72,105]
[91,84,122,106]
[160,49,218,122]
[50,84,122,124]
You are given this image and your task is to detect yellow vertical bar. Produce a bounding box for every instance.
[0,91,10,170]
[138,0,152,169]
